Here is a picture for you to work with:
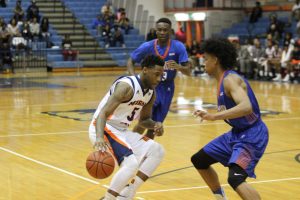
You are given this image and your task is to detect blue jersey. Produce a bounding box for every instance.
[218,70,261,130]
[131,39,188,83]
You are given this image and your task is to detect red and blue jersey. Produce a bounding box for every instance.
[217,70,261,130]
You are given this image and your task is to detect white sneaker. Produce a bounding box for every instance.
[282,74,290,82]
[272,74,281,81]
[117,184,135,200]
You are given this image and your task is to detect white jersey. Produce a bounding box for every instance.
[91,75,154,130]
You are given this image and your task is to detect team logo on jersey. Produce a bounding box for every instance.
[128,100,146,106]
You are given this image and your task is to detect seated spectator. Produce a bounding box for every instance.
[0,0,6,7]
[0,17,10,44]
[101,1,114,18]
[237,39,253,79]
[286,41,300,82]
[92,15,104,36]
[117,8,125,20]
[29,17,40,39]
[175,26,186,44]
[7,18,21,37]
[110,25,125,48]
[11,35,27,50]
[21,21,33,42]
[283,32,293,47]
[40,17,50,39]
[13,0,24,23]
[118,12,130,34]
[249,37,266,79]
[27,0,40,22]
[267,15,284,42]
[146,28,157,41]
[62,34,77,61]
[101,20,112,48]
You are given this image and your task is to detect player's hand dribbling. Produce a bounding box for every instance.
[154,122,164,136]
[94,137,109,152]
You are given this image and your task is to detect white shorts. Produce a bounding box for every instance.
[89,123,154,165]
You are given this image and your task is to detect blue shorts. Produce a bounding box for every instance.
[152,82,174,122]
[203,120,269,178]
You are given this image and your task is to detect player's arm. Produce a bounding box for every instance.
[94,82,134,150]
[137,92,164,136]
[177,61,191,75]
[194,75,252,121]
[127,57,136,75]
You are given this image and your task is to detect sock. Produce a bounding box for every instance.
[130,176,144,192]
[104,192,116,200]
[108,155,138,194]
[213,187,227,200]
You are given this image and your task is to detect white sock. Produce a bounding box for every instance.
[104,192,116,200]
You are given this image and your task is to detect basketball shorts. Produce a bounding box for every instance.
[203,120,269,178]
[89,123,154,166]
[152,83,175,122]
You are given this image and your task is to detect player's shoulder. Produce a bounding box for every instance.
[140,40,155,48]
[171,39,187,51]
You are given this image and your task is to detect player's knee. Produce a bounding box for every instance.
[150,142,165,160]
[121,154,139,170]
[227,164,248,190]
[191,149,214,169]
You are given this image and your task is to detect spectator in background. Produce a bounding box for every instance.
[21,21,33,42]
[118,11,130,34]
[0,0,6,7]
[0,17,10,44]
[101,1,114,18]
[7,18,20,37]
[291,0,300,22]
[267,15,284,42]
[283,32,293,47]
[27,0,40,22]
[0,42,13,72]
[249,2,262,24]
[146,28,157,41]
[101,23,112,48]
[117,7,125,20]
[40,17,50,39]
[110,25,125,48]
[175,26,186,44]
[92,15,104,36]
[29,17,40,39]
[62,34,77,61]
[13,0,24,23]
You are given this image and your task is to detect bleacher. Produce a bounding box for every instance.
[62,0,144,66]
[219,14,297,45]
[1,0,147,72]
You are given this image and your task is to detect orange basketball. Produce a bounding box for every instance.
[86,151,115,179]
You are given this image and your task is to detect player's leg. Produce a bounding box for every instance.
[89,125,139,200]
[119,134,165,199]
[191,132,234,200]
[191,149,227,200]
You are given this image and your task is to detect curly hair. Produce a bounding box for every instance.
[201,38,237,70]
[141,55,165,68]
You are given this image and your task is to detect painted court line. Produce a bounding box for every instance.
[1,116,299,138]
[1,146,300,198]
[0,146,99,185]
[137,177,300,194]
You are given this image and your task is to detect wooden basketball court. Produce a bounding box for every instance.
[0,71,299,200]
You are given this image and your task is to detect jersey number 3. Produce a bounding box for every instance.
[127,107,140,121]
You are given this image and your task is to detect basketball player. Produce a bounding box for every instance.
[191,38,269,200]
[89,55,165,200]
[127,17,191,139]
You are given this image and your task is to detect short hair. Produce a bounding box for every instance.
[156,18,172,26]
[201,38,237,70]
[141,55,165,68]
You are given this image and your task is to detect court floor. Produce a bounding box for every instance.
[0,71,299,200]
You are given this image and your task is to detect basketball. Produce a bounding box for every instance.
[86,151,115,179]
